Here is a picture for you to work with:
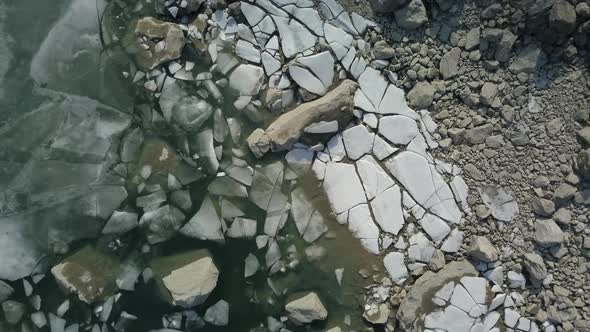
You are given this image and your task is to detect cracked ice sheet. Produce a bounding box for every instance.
[273,15,318,58]
[322,162,367,214]
[356,68,419,119]
[347,204,380,254]
[385,151,462,224]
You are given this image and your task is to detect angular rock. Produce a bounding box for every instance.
[152,249,219,308]
[0,281,14,303]
[534,219,564,247]
[530,197,556,217]
[394,0,429,30]
[509,45,547,74]
[523,252,547,282]
[251,80,357,153]
[467,236,498,263]
[180,195,224,242]
[285,292,328,325]
[549,0,577,34]
[125,17,186,69]
[465,124,493,144]
[478,186,519,222]
[407,82,435,109]
[204,300,229,326]
[229,64,265,96]
[440,48,461,80]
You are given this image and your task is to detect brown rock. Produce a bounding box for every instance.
[248,80,358,154]
[125,17,186,69]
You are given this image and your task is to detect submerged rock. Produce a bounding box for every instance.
[152,249,219,308]
[51,246,120,304]
[285,292,328,325]
[125,17,186,69]
[247,80,358,154]
[204,300,229,326]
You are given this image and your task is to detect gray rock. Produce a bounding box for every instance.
[478,186,520,222]
[247,128,270,159]
[363,303,390,324]
[465,124,493,144]
[578,127,590,145]
[285,292,328,325]
[534,219,564,247]
[467,236,498,263]
[229,64,265,96]
[153,249,219,308]
[397,260,477,330]
[2,300,25,324]
[507,271,526,289]
[480,83,498,106]
[523,253,547,282]
[530,197,556,217]
[552,183,577,204]
[394,0,428,30]
[549,0,577,34]
[407,82,435,109]
[495,30,518,62]
[509,45,548,74]
[440,48,461,80]
[250,80,357,153]
[373,40,396,60]
[369,0,408,13]
[464,28,481,51]
[204,300,229,326]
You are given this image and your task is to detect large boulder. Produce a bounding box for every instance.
[397,260,478,330]
[51,246,120,304]
[549,0,577,35]
[394,0,429,30]
[467,236,498,263]
[247,80,358,154]
[534,219,564,247]
[151,249,219,308]
[124,17,186,69]
[285,292,328,325]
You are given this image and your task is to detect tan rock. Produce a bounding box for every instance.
[285,292,328,325]
[247,80,357,155]
[152,249,219,308]
[125,17,186,69]
[51,246,119,304]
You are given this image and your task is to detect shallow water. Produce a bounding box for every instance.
[0,0,379,330]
